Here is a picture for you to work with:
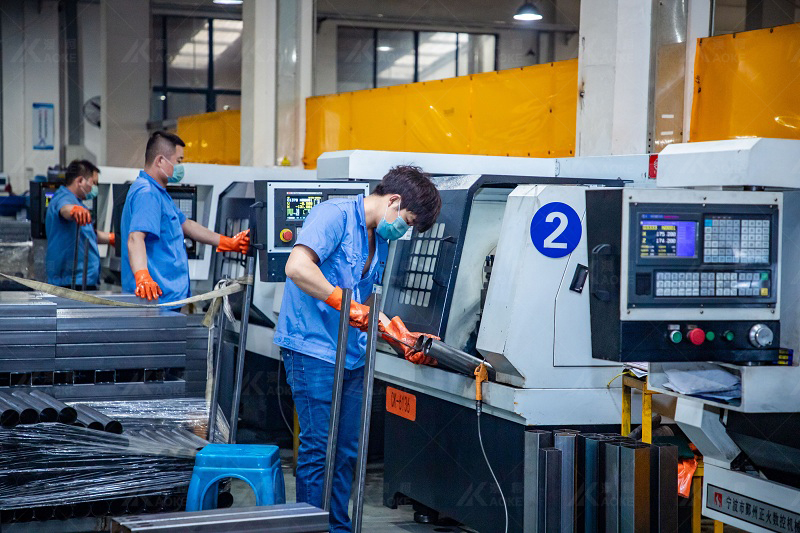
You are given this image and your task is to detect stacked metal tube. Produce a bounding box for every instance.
[523,428,679,532]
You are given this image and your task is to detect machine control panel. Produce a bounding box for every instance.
[628,203,778,308]
[30,180,97,239]
[586,189,785,363]
[254,181,370,282]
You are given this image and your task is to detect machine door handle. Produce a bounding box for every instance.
[590,243,616,302]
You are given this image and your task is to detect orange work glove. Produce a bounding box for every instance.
[108,233,116,247]
[324,286,371,331]
[134,269,162,301]
[217,229,250,254]
[70,205,91,226]
[380,316,439,366]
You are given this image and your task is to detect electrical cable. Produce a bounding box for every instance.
[476,403,508,533]
[276,358,295,436]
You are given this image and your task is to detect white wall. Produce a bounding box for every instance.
[78,1,102,163]
[100,0,150,168]
[1,0,61,193]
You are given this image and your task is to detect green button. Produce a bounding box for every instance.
[706,331,715,341]
[669,331,682,344]
[761,272,769,281]
[723,331,735,342]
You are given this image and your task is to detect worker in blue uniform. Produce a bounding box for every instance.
[120,131,250,304]
[275,165,442,532]
[45,159,114,289]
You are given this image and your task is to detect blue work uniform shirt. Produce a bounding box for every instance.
[45,186,100,287]
[274,195,388,369]
[120,171,189,305]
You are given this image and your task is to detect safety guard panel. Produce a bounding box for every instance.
[587,189,782,363]
[254,181,370,282]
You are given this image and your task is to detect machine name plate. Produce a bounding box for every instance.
[386,387,417,421]
[706,484,800,532]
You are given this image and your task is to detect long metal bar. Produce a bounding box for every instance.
[229,254,256,444]
[538,447,562,533]
[81,232,89,291]
[352,286,382,533]
[207,301,226,442]
[650,444,678,533]
[554,432,578,533]
[523,429,553,531]
[321,288,352,512]
[583,435,612,532]
[110,503,329,533]
[421,337,494,378]
[619,443,650,533]
[10,391,58,422]
[603,441,623,533]
[71,223,80,290]
[27,389,77,423]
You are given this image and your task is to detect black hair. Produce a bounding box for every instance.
[373,165,441,233]
[145,131,185,166]
[65,159,100,186]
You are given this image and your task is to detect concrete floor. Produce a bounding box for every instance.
[228,452,467,532]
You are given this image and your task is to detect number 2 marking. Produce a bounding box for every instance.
[543,212,568,249]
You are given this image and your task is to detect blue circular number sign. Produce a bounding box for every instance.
[530,202,582,258]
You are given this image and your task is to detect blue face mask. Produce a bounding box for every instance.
[85,184,98,201]
[164,159,185,184]
[376,201,409,241]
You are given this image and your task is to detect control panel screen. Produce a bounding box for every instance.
[286,194,322,222]
[639,215,697,259]
[703,216,770,264]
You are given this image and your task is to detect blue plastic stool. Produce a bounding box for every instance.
[185,444,286,511]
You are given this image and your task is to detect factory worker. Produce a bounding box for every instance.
[120,131,249,304]
[275,165,442,532]
[45,159,114,289]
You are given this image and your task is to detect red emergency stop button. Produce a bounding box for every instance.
[279,229,294,243]
[688,328,705,346]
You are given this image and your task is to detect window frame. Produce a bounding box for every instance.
[152,16,243,121]
[337,26,499,92]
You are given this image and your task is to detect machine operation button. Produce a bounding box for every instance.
[749,324,774,347]
[688,328,705,346]
[706,331,715,341]
[669,330,682,344]
[279,229,294,243]
[723,330,735,342]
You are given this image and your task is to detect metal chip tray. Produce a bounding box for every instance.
[56,308,187,330]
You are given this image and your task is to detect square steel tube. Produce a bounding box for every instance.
[555,432,579,532]
[538,447,562,533]
[583,435,612,532]
[524,429,553,530]
[603,440,623,533]
[650,444,678,533]
[619,443,650,533]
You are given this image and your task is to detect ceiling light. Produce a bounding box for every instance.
[377,45,393,52]
[513,2,543,21]
[213,0,243,5]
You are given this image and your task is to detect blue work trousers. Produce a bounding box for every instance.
[282,349,364,533]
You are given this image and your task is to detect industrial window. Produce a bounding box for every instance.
[398,223,446,308]
[150,16,243,121]
[336,28,497,93]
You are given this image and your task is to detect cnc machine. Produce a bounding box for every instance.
[588,139,800,532]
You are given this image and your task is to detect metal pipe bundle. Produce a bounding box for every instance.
[72,403,123,434]
[28,390,78,423]
[11,391,58,423]
[0,394,20,428]
[0,392,38,424]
